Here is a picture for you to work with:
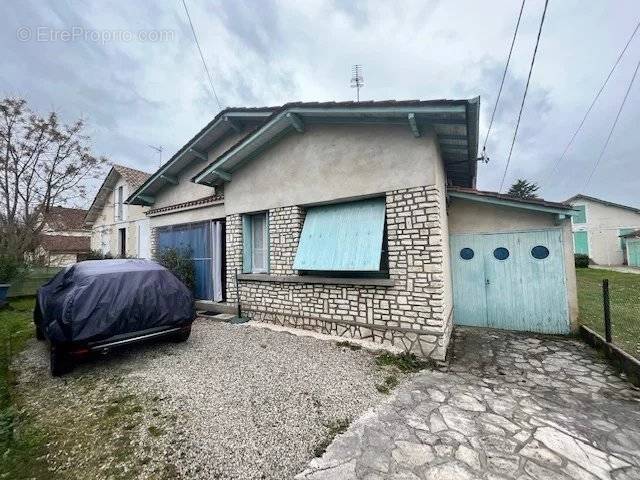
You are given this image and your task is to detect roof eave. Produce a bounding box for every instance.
[126,109,275,206]
[448,190,576,216]
[193,100,479,186]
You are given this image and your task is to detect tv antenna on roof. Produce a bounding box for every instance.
[147,144,163,168]
[351,64,364,102]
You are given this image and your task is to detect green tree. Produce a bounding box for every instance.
[508,179,540,199]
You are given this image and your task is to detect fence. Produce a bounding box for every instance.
[7,267,62,298]
[579,276,640,386]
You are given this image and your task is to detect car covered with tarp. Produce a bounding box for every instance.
[34,259,195,375]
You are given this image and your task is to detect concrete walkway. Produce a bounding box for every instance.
[297,328,640,480]
[589,265,640,275]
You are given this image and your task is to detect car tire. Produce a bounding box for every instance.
[35,325,45,341]
[172,326,191,343]
[50,347,73,377]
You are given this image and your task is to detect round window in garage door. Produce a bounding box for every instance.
[460,248,474,260]
[531,245,550,259]
[493,247,509,260]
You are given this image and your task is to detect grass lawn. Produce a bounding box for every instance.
[0,297,51,479]
[577,267,640,359]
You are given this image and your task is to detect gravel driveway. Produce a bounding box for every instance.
[15,318,394,479]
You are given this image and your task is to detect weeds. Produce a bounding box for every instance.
[375,375,399,394]
[375,352,433,373]
[336,340,362,351]
[313,418,350,457]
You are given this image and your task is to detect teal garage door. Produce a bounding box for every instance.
[450,229,569,334]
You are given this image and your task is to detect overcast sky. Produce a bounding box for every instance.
[2,0,640,207]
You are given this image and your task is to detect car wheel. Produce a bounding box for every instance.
[35,325,45,341]
[172,326,191,343]
[50,346,73,377]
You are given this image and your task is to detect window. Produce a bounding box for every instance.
[242,212,269,274]
[572,205,586,224]
[493,247,509,260]
[293,198,387,276]
[460,248,474,260]
[116,186,124,221]
[119,228,126,257]
[531,245,550,259]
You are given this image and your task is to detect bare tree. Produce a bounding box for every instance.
[0,97,107,261]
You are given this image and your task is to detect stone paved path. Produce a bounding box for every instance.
[296,328,640,479]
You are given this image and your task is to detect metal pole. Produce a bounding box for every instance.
[235,268,241,318]
[603,279,612,343]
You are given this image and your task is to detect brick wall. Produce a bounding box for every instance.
[225,184,452,359]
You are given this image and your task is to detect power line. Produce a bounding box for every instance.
[541,20,640,187]
[583,57,640,190]
[481,0,526,157]
[181,0,222,111]
[499,0,550,192]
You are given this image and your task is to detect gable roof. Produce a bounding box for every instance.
[191,98,480,190]
[564,194,640,214]
[84,164,151,226]
[40,234,90,253]
[448,187,576,215]
[126,107,278,206]
[112,164,150,191]
[45,207,90,231]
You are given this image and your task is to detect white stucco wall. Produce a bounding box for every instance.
[90,176,149,257]
[447,198,579,330]
[569,198,640,265]
[223,124,441,215]
[149,203,226,228]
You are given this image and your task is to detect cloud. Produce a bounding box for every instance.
[1,0,640,207]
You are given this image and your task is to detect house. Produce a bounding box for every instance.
[126,99,578,359]
[84,165,151,258]
[566,194,640,266]
[620,230,640,267]
[38,206,91,266]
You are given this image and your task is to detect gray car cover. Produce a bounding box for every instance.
[36,259,195,344]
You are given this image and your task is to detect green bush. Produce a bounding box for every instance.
[575,254,590,268]
[154,247,195,291]
[0,256,24,284]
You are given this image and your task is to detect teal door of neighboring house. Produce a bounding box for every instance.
[450,229,569,334]
[628,239,640,267]
[573,231,589,255]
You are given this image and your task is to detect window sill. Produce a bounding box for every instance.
[237,273,395,287]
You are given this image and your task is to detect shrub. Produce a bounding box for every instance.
[574,254,590,268]
[154,247,195,291]
[0,256,24,284]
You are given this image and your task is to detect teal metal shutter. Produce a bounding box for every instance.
[572,205,587,224]
[242,215,252,273]
[293,198,386,271]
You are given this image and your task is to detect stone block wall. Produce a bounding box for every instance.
[225,184,452,359]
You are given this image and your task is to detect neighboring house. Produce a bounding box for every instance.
[84,165,151,258]
[38,206,91,266]
[620,230,640,267]
[127,99,578,359]
[566,194,640,265]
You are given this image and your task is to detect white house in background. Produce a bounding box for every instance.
[84,165,151,258]
[38,207,91,266]
[566,194,640,265]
